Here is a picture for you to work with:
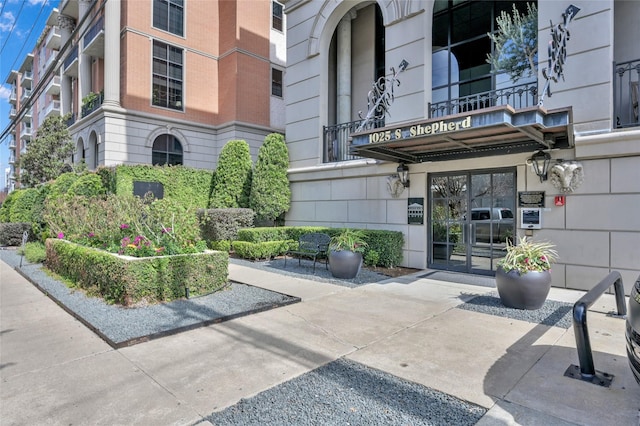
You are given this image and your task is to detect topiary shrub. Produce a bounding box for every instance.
[209,140,253,208]
[249,133,291,225]
[197,208,255,243]
[232,240,293,261]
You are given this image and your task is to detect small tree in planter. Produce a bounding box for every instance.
[495,236,558,310]
[328,229,368,279]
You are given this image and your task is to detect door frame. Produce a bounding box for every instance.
[427,167,517,275]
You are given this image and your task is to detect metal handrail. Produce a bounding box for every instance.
[564,271,627,387]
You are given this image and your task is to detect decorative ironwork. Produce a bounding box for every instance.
[356,59,409,133]
[429,82,538,118]
[539,4,580,106]
[614,58,640,128]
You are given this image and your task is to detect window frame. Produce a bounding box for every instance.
[271,68,283,97]
[152,0,185,37]
[272,1,283,32]
[151,134,184,166]
[151,40,184,111]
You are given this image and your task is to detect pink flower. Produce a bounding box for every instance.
[161,227,172,234]
[57,232,64,239]
[88,232,95,237]
[120,224,129,230]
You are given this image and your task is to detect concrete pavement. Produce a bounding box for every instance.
[1,258,639,425]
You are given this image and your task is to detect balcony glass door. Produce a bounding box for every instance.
[428,168,516,275]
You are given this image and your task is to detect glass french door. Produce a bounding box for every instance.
[428,168,516,275]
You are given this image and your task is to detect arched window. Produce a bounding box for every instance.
[152,134,183,165]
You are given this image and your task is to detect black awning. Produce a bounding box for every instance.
[350,106,572,163]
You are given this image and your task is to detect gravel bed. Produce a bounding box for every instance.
[206,358,486,426]
[230,257,392,288]
[459,292,573,329]
[0,249,299,347]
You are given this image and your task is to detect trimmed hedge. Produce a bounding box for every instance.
[232,240,293,261]
[197,208,255,242]
[46,239,229,305]
[114,164,214,209]
[235,226,404,267]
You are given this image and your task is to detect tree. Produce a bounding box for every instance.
[250,133,291,225]
[19,114,75,187]
[209,140,253,208]
[487,3,538,83]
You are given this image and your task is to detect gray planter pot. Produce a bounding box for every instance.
[495,267,552,310]
[329,250,363,279]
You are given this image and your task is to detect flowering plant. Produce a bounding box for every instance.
[497,236,558,274]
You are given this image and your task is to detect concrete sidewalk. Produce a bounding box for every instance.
[1,258,639,425]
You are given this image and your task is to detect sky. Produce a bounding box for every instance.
[0,0,56,191]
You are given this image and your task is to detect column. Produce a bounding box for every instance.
[57,14,75,116]
[336,11,356,125]
[78,0,93,110]
[102,0,121,107]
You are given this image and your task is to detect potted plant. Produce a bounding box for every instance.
[328,229,368,279]
[495,236,558,310]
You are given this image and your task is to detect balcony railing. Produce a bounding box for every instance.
[84,15,104,47]
[63,45,79,75]
[614,58,640,129]
[20,88,32,102]
[66,113,76,127]
[323,118,384,163]
[81,92,104,117]
[429,82,538,118]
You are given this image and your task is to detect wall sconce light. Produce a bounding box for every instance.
[397,163,410,188]
[528,150,551,182]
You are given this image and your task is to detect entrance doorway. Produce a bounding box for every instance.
[428,168,516,275]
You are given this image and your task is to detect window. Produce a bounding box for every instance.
[272,1,283,31]
[153,0,184,36]
[152,134,183,165]
[271,68,283,97]
[152,40,183,110]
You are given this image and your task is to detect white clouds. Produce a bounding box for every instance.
[0,85,11,101]
[0,11,15,32]
[28,0,49,6]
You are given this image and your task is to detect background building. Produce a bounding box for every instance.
[4,0,286,186]
[282,0,640,293]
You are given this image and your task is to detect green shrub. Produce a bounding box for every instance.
[67,173,107,198]
[43,194,206,257]
[210,240,232,252]
[114,164,213,209]
[197,208,255,242]
[232,240,293,261]
[0,190,21,222]
[363,229,404,267]
[46,239,228,305]
[96,166,117,194]
[0,223,32,246]
[9,188,39,223]
[235,226,404,267]
[209,140,253,208]
[364,249,380,266]
[24,242,47,263]
[45,172,79,204]
[250,133,291,224]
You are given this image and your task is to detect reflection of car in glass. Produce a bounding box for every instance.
[470,207,514,243]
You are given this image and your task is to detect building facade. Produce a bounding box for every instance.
[4,9,62,191]
[5,0,286,187]
[282,0,640,293]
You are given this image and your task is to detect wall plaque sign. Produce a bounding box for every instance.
[408,198,424,224]
[518,191,545,208]
[133,181,164,199]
